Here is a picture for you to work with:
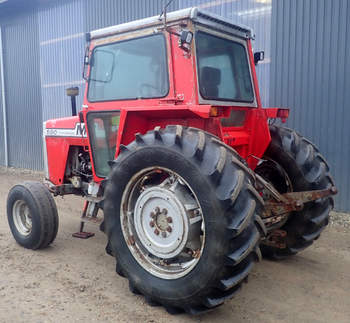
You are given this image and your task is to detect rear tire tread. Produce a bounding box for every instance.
[104,126,265,314]
[261,126,334,259]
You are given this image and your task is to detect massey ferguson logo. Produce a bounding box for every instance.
[75,123,87,137]
[45,123,87,138]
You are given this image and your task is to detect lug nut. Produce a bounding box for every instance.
[162,208,168,215]
[154,229,160,235]
[166,226,172,233]
[149,221,155,228]
[150,212,156,219]
[167,217,173,223]
[161,231,167,238]
[155,207,160,214]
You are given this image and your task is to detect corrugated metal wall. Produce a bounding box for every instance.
[270,0,350,211]
[38,0,85,122]
[1,9,43,170]
[85,0,178,31]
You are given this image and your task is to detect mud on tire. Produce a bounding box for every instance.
[103,126,264,314]
[257,126,334,259]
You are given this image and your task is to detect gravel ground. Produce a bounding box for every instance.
[0,166,349,322]
[329,211,350,228]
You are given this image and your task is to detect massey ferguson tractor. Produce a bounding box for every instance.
[7,7,336,314]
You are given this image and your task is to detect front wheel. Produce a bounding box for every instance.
[7,181,59,249]
[104,126,264,314]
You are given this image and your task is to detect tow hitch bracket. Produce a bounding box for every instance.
[255,174,337,248]
[256,174,337,218]
[264,186,337,217]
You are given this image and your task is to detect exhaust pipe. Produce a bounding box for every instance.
[66,87,79,116]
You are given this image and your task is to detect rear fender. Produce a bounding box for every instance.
[114,107,223,157]
[81,106,223,183]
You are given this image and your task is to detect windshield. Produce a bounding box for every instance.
[88,34,169,102]
[196,31,254,103]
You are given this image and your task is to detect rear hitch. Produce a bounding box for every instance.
[255,173,337,231]
[256,174,337,216]
[264,186,337,217]
[263,230,287,249]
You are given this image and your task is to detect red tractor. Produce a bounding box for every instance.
[7,7,336,314]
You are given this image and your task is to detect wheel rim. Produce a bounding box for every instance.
[255,157,293,228]
[12,200,32,236]
[121,167,205,279]
[255,157,293,198]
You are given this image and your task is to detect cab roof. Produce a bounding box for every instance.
[88,7,254,41]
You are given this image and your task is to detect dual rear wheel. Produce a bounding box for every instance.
[103,125,334,312]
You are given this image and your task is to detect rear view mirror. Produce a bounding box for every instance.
[90,49,115,83]
[254,51,264,65]
[178,30,193,52]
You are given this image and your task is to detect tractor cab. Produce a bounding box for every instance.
[77,7,271,184]
[85,8,257,108]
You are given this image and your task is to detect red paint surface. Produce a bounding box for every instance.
[45,30,288,185]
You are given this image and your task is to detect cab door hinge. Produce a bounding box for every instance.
[159,93,184,105]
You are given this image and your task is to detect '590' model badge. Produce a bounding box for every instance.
[44,123,87,138]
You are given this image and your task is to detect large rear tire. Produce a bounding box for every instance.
[7,181,59,249]
[104,126,264,314]
[256,126,334,259]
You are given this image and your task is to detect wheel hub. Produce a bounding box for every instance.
[13,200,32,236]
[121,167,205,279]
[134,186,189,259]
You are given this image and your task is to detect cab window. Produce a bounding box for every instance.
[88,34,169,102]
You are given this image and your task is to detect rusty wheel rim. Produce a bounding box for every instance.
[120,167,205,279]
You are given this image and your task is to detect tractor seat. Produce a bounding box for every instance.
[200,66,221,98]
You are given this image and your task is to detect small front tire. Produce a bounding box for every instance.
[7,181,59,249]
